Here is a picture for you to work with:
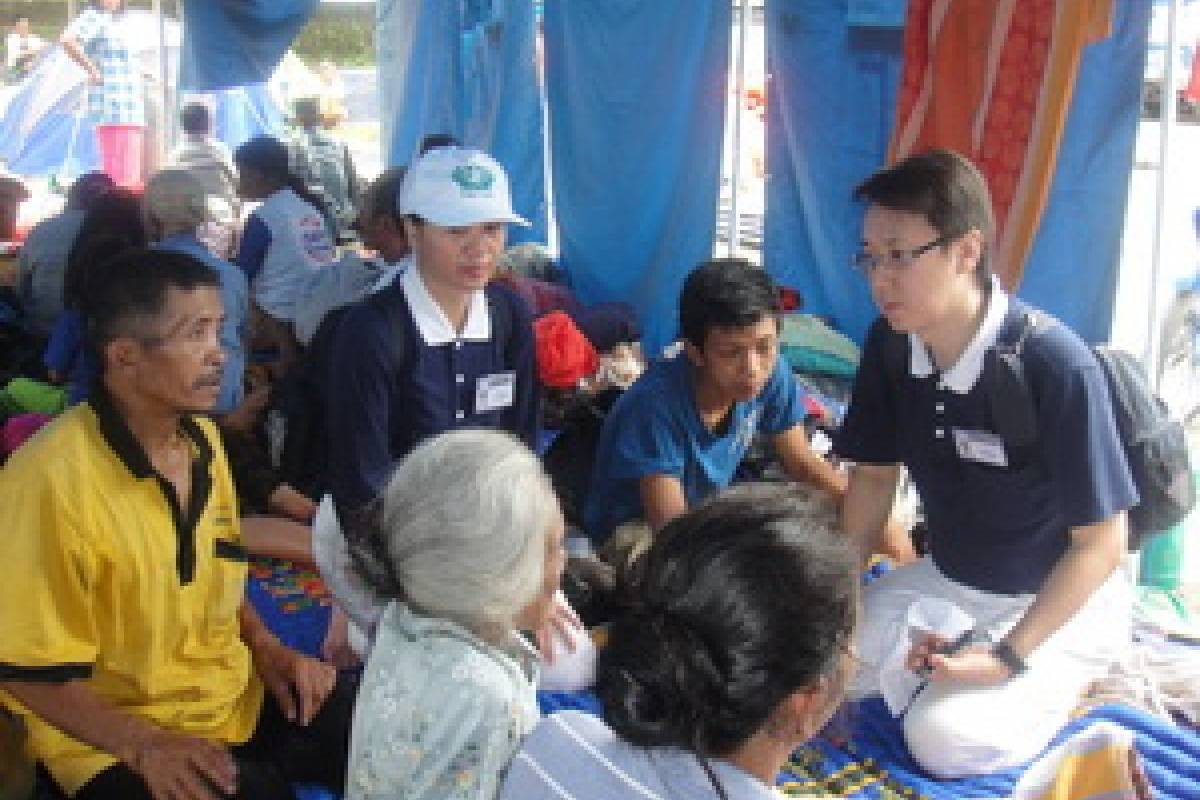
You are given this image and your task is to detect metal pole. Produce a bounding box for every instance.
[728,0,749,258]
[1146,0,1180,383]
[156,0,172,160]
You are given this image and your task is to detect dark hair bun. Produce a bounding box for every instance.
[598,606,727,749]
[597,485,857,757]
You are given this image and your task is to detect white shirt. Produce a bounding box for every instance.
[249,187,336,320]
[168,133,238,204]
[6,31,44,70]
[292,253,410,345]
[402,262,490,346]
[909,280,1011,393]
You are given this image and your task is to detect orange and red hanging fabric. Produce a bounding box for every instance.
[889,0,1114,289]
[1185,42,1200,104]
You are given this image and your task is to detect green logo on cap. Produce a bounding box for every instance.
[451,165,495,192]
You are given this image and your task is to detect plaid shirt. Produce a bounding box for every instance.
[66,9,144,126]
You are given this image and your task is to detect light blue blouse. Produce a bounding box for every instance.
[346,601,540,800]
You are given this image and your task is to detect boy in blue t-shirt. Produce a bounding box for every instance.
[583,259,853,551]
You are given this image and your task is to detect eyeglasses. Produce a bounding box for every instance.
[851,235,950,275]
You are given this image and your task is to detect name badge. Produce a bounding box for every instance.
[476,371,516,413]
[952,428,1008,467]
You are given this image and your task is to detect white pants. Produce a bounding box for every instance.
[850,556,1132,779]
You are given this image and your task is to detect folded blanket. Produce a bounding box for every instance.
[776,697,1199,800]
[1010,721,1141,800]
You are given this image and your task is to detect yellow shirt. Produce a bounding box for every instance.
[0,393,263,795]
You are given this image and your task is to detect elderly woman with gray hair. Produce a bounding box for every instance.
[143,168,249,415]
[343,428,567,800]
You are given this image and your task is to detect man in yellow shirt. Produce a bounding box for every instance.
[0,249,353,799]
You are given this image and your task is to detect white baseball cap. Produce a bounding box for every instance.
[396,146,530,228]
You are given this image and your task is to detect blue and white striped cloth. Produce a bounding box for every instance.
[499,711,778,800]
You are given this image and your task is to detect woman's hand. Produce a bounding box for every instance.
[534,591,583,664]
[249,635,336,726]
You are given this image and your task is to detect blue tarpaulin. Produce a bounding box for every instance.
[763,0,903,344]
[0,81,284,181]
[764,0,1150,345]
[0,12,283,181]
[210,85,288,151]
[847,0,908,28]
[543,0,731,355]
[377,0,546,244]
[163,1,1149,347]
[179,0,320,91]
[0,78,97,180]
[1019,0,1153,343]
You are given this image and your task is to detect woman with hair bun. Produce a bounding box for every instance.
[500,484,858,800]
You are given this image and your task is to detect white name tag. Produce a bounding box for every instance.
[952,428,1008,467]
[476,371,516,413]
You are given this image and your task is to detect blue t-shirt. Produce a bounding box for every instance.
[583,353,807,544]
[43,309,94,405]
[835,301,1137,594]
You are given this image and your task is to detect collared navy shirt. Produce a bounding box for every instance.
[836,299,1137,594]
[325,273,539,510]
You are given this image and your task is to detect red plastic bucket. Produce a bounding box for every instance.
[95,123,145,190]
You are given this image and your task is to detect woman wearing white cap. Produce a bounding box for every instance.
[315,146,586,678]
[324,146,539,513]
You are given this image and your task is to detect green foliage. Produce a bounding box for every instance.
[0,1,377,67]
[294,5,376,68]
[0,0,67,39]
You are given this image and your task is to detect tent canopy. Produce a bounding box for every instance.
[0,11,287,182]
[107,1,1161,349]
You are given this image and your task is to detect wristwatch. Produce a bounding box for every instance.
[991,640,1027,677]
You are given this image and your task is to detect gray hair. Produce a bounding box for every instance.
[143,168,212,237]
[499,242,560,282]
[357,429,560,638]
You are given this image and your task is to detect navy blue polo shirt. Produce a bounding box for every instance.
[836,295,1137,595]
[325,267,540,509]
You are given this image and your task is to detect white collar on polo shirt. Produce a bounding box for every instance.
[909,278,1010,393]
[401,261,491,345]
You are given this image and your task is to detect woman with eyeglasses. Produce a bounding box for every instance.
[499,485,858,800]
[835,149,1135,778]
